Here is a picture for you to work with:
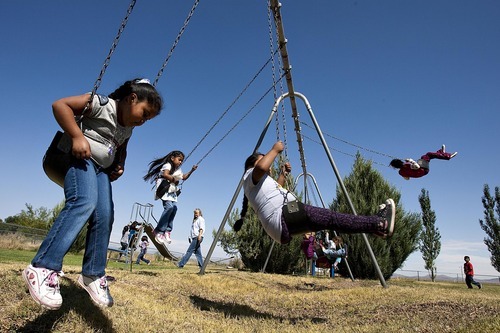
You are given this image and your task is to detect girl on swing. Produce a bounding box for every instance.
[143,150,197,245]
[23,78,163,311]
[234,141,396,244]
[390,144,457,180]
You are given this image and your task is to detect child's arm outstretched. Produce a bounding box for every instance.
[52,94,92,160]
[182,165,198,181]
[252,141,284,184]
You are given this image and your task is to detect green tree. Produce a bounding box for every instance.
[332,153,422,280]
[418,188,441,282]
[5,204,52,229]
[479,184,500,273]
[4,201,87,254]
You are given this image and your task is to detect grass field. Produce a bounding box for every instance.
[1,248,499,333]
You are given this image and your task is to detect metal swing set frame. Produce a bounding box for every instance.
[201,0,389,288]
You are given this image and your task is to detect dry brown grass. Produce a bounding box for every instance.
[0,233,41,251]
[1,258,499,333]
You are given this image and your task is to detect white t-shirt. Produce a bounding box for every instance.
[242,168,296,243]
[120,231,130,244]
[189,216,205,239]
[155,162,183,202]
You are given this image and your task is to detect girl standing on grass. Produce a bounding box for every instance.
[143,150,197,245]
[301,232,317,276]
[118,225,130,260]
[23,78,163,311]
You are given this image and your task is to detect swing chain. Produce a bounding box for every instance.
[268,0,288,158]
[153,0,201,87]
[86,0,137,110]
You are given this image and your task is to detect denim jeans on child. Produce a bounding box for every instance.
[32,159,113,277]
[156,200,177,233]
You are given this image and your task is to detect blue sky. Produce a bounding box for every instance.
[1,1,499,276]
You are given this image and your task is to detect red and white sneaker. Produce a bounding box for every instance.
[154,231,167,245]
[23,264,64,310]
[165,232,172,244]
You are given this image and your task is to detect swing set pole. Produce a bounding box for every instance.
[270,0,387,287]
[269,0,308,195]
[199,105,278,275]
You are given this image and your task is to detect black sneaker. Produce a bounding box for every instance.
[478,283,482,289]
[376,199,396,238]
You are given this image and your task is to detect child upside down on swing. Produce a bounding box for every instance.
[390,144,457,180]
[234,141,396,244]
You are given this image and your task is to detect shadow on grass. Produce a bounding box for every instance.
[16,275,115,333]
[190,295,327,324]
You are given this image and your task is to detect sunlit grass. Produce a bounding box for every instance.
[1,249,499,332]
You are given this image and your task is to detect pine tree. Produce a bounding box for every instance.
[332,152,421,280]
[418,188,441,282]
[479,184,500,272]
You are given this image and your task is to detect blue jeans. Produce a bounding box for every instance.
[32,159,113,277]
[465,275,481,288]
[156,200,177,233]
[330,258,341,278]
[136,250,150,264]
[178,237,203,267]
[309,252,318,276]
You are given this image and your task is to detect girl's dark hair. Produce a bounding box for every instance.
[122,225,129,235]
[141,235,148,241]
[390,159,404,169]
[143,150,185,183]
[109,78,163,115]
[234,152,263,232]
[244,152,262,171]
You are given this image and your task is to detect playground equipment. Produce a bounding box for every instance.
[107,202,179,271]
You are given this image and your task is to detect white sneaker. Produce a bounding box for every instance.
[23,264,64,310]
[78,274,114,307]
[165,232,172,244]
[154,231,167,245]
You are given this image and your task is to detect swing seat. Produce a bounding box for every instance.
[282,201,311,235]
[43,131,73,187]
